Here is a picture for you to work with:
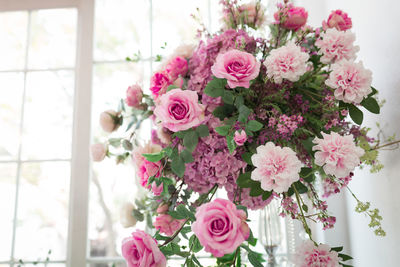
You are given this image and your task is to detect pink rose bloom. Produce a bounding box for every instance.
[125,84,143,108]
[154,89,205,132]
[211,49,261,88]
[99,110,121,133]
[324,10,352,31]
[121,230,167,267]
[165,56,188,80]
[192,198,250,257]
[313,132,364,178]
[150,71,171,98]
[315,28,359,64]
[264,42,309,84]
[234,130,247,146]
[153,214,185,236]
[274,4,308,31]
[156,203,169,214]
[251,142,302,193]
[90,143,107,162]
[295,240,340,267]
[151,181,163,196]
[131,143,162,170]
[138,160,162,188]
[325,60,372,104]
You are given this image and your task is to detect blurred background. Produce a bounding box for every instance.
[0,0,399,266]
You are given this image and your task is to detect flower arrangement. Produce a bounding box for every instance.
[92,1,400,266]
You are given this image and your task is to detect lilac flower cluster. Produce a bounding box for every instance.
[280,196,299,219]
[322,174,353,198]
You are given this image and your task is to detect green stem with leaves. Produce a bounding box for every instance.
[293,185,316,245]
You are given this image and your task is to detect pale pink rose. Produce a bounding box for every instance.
[238,1,266,27]
[120,202,137,228]
[153,214,185,236]
[313,132,364,178]
[125,84,143,108]
[234,130,247,146]
[315,28,359,64]
[156,126,172,145]
[323,10,352,31]
[165,56,188,80]
[154,89,205,132]
[156,203,169,214]
[131,143,162,170]
[99,110,121,133]
[274,4,308,31]
[251,142,302,193]
[192,198,250,257]
[122,230,167,267]
[150,71,171,98]
[138,160,162,188]
[151,181,164,196]
[211,49,261,88]
[295,240,340,267]
[325,60,372,104]
[264,42,309,84]
[90,143,107,162]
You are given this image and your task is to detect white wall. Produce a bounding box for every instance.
[300,1,400,266]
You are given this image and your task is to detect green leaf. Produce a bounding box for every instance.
[167,84,179,92]
[247,120,263,132]
[234,95,244,108]
[262,191,272,201]
[226,134,237,154]
[237,172,252,188]
[302,204,309,213]
[176,204,196,221]
[247,230,257,246]
[368,86,378,97]
[249,183,264,197]
[238,105,252,123]
[294,181,308,194]
[338,253,353,261]
[183,131,199,152]
[180,149,194,163]
[171,156,185,177]
[132,209,144,222]
[196,124,209,137]
[168,210,186,220]
[331,246,344,252]
[301,137,315,154]
[204,78,226,97]
[236,205,248,217]
[189,235,203,253]
[212,104,235,120]
[122,139,133,151]
[142,152,164,162]
[222,90,234,104]
[348,104,364,125]
[109,138,121,148]
[361,97,380,114]
[241,152,253,165]
[215,125,231,136]
[300,167,315,183]
[248,251,264,267]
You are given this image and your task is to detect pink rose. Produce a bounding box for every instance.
[151,181,164,196]
[125,84,143,108]
[154,89,205,132]
[274,4,308,31]
[211,49,260,88]
[156,203,169,214]
[165,56,188,80]
[90,143,107,162]
[122,230,167,267]
[234,130,247,146]
[192,198,250,257]
[99,110,121,133]
[138,160,162,188]
[153,214,185,236]
[150,71,171,98]
[131,143,162,170]
[324,10,352,31]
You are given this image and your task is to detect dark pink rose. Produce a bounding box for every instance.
[234,130,247,146]
[138,160,162,188]
[275,4,308,31]
[150,71,171,99]
[165,56,188,80]
[192,198,250,257]
[324,10,352,31]
[122,230,166,267]
[211,49,260,88]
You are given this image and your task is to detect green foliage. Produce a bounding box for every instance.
[348,104,364,125]
[215,125,231,136]
[196,124,209,137]
[171,155,185,177]
[361,97,380,114]
[204,78,227,97]
[183,130,199,152]
[189,235,203,253]
[226,133,237,154]
[355,200,386,236]
[246,120,263,132]
[142,151,164,162]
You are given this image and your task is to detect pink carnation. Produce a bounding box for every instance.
[192,198,250,257]
[295,240,340,267]
[150,71,171,98]
[138,160,162,188]
[121,230,166,267]
[274,4,308,31]
[153,214,185,236]
[154,89,205,132]
[251,142,302,193]
[234,130,247,146]
[125,84,143,108]
[313,132,364,178]
[211,49,260,88]
[165,56,188,80]
[315,28,359,64]
[325,60,372,104]
[324,10,352,31]
[264,42,309,84]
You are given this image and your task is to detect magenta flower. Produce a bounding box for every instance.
[138,160,162,188]
[251,142,302,193]
[211,49,260,88]
[150,71,171,99]
[165,56,188,80]
[294,240,340,267]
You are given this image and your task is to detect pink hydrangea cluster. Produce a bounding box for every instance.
[264,42,310,84]
[295,241,340,267]
[153,214,185,236]
[280,196,299,219]
[225,182,276,210]
[315,28,359,64]
[323,174,353,198]
[313,132,364,178]
[325,60,372,104]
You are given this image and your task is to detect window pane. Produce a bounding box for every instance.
[0,163,17,261]
[21,71,74,160]
[0,73,24,160]
[14,162,70,260]
[0,12,28,71]
[94,0,150,61]
[28,9,77,69]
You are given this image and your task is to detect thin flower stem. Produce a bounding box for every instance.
[293,185,317,246]
[373,140,400,150]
